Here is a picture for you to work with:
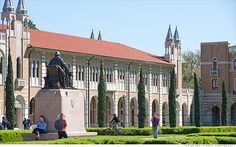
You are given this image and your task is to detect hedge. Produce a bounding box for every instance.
[17,136,236,144]
[86,126,236,135]
[188,132,236,137]
[0,130,31,143]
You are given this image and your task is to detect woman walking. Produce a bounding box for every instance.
[151,114,159,139]
[55,113,68,139]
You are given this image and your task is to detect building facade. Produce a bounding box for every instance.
[0,0,194,129]
[201,41,236,126]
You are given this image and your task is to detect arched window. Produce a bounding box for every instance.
[234,59,236,70]
[212,58,217,70]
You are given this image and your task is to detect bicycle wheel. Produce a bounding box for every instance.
[117,128,123,135]
[105,128,112,135]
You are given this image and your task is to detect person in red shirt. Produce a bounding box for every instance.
[57,113,68,139]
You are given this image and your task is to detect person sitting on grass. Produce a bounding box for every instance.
[109,114,120,135]
[32,115,47,140]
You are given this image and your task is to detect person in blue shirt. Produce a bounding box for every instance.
[32,115,47,140]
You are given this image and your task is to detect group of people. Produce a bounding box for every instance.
[1,113,159,140]
[0,116,11,130]
[109,114,160,139]
[32,113,68,140]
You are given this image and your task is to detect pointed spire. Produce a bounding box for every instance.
[97,30,102,40]
[90,29,94,39]
[3,0,14,12]
[173,26,180,42]
[165,24,173,42]
[16,0,27,15]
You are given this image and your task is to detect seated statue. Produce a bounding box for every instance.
[44,51,73,89]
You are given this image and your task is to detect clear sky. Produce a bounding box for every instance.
[1,0,235,56]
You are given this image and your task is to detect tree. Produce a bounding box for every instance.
[221,80,227,126]
[194,73,201,127]
[182,50,200,89]
[24,19,38,30]
[168,66,176,127]
[138,67,146,128]
[97,60,106,127]
[5,50,15,129]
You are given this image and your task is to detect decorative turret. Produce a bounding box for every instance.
[16,0,27,15]
[2,0,14,12]
[173,26,180,43]
[90,29,94,39]
[97,30,102,40]
[164,25,182,90]
[1,0,16,30]
[165,25,173,43]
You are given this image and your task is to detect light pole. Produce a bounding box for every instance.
[127,61,134,127]
[87,56,95,128]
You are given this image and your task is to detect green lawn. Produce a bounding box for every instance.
[2,126,236,144]
[5,134,236,144]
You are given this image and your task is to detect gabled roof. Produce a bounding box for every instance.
[29,29,170,65]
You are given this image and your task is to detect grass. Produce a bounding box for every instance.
[2,126,236,144]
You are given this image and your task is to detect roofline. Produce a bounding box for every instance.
[29,29,168,63]
[28,46,171,66]
[201,41,229,46]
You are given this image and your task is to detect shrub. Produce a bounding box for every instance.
[181,137,218,144]
[216,137,236,144]
[87,126,236,135]
[0,130,30,143]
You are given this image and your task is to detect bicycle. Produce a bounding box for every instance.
[105,122,123,135]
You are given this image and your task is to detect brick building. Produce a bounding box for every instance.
[201,41,236,125]
[0,0,193,129]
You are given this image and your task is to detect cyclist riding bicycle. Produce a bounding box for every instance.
[109,114,120,135]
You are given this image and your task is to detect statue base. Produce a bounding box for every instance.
[34,89,97,137]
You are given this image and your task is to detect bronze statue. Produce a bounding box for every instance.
[44,51,73,89]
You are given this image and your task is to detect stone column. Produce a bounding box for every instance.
[113,62,118,115]
[124,64,129,127]
[84,61,89,128]
[41,52,46,88]
[158,66,163,126]
[72,56,77,88]
[147,65,152,126]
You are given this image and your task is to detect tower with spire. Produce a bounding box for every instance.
[0,0,30,92]
[97,31,102,40]
[90,29,94,39]
[1,0,15,29]
[164,25,182,89]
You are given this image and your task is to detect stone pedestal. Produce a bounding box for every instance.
[35,89,96,136]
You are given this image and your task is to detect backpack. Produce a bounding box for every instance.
[54,119,62,130]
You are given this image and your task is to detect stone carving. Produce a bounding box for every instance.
[44,51,73,89]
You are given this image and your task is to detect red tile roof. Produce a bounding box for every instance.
[29,29,170,65]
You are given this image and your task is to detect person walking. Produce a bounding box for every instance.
[32,115,47,140]
[151,114,160,139]
[54,113,68,139]
[109,114,121,135]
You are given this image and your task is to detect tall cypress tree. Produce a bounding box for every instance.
[97,60,106,127]
[221,80,227,126]
[5,50,15,129]
[194,73,201,127]
[168,67,176,127]
[138,67,146,128]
